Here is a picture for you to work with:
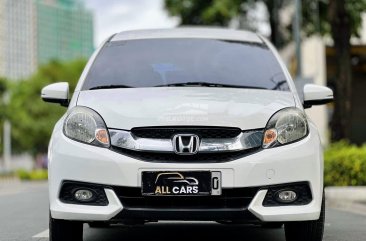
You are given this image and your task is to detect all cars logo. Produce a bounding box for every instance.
[154,172,199,195]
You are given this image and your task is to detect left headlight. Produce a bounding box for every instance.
[63,106,110,148]
[263,108,308,148]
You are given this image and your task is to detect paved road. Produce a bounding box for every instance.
[1,182,366,241]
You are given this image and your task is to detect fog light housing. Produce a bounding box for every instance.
[74,189,94,202]
[275,190,297,203]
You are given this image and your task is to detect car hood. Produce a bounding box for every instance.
[77,87,295,130]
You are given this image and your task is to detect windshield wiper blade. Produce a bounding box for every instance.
[154,82,267,89]
[89,84,133,90]
[155,82,227,87]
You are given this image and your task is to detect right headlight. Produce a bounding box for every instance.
[63,106,110,148]
[263,108,308,148]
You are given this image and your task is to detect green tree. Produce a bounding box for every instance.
[164,0,292,48]
[0,78,8,154]
[328,0,365,141]
[303,0,366,141]
[8,59,86,155]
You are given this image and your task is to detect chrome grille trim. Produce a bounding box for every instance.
[109,129,263,153]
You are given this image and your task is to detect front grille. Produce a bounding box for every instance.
[112,186,259,210]
[111,146,261,163]
[131,126,242,139]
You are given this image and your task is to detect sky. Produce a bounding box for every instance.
[84,0,178,47]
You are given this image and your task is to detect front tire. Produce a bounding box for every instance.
[262,222,283,229]
[88,222,110,228]
[49,214,83,241]
[284,195,325,241]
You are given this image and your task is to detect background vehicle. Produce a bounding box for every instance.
[42,28,333,241]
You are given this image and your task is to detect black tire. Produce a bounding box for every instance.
[284,194,325,241]
[49,214,83,241]
[88,222,110,228]
[262,222,283,229]
[216,220,246,225]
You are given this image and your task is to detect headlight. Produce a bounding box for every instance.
[63,106,110,147]
[263,108,308,148]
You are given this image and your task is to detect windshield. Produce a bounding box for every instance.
[82,38,290,91]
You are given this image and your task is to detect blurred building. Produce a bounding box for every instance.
[0,0,94,80]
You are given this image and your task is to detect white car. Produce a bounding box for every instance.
[42,28,333,241]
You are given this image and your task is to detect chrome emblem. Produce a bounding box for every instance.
[172,134,200,155]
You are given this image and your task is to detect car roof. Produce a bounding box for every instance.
[111,27,264,44]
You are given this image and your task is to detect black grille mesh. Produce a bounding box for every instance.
[131,127,242,139]
[112,186,259,209]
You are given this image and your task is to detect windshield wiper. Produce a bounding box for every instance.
[154,82,267,89]
[89,84,133,90]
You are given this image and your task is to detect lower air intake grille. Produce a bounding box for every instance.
[112,186,260,209]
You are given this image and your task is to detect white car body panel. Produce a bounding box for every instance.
[304,84,334,102]
[51,189,123,221]
[111,28,263,43]
[248,190,321,222]
[77,88,295,130]
[41,82,69,101]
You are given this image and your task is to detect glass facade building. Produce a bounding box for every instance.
[0,0,94,80]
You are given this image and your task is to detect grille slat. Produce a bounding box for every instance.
[111,146,260,163]
[131,127,242,139]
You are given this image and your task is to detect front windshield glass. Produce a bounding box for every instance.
[82,38,290,91]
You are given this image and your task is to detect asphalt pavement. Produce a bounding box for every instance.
[1,182,366,241]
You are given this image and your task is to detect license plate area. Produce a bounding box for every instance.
[142,171,221,196]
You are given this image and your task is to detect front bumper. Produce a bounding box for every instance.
[49,123,323,222]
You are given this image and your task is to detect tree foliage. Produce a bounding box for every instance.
[164,0,292,48]
[0,78,8,154]
[302,0,366,37]
[7,59,86,155]
[165,0,366,42]
[165,0,240,26]
[0,78,7,119]
[302,0,366,141]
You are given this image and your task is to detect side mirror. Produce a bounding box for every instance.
[303,84,333,109]
[41,82,70,107]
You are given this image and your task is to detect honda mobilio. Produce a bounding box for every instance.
[42,28,333,241]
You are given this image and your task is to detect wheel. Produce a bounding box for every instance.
[49,214,83,241]
[284,194,325,241]
[262,222,283,229]
[88,222,110,228]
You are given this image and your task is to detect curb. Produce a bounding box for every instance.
[325,187,366,216]
[0,176,20,185]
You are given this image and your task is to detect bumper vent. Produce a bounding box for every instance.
[262,182,313,206]
[59,181,109,206]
